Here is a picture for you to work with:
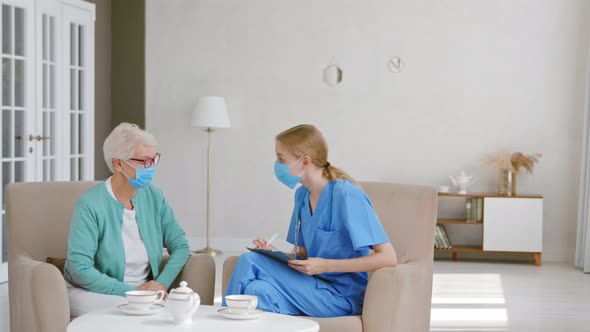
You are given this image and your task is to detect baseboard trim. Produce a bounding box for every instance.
[542,248,574,263]
[187,237,254,254]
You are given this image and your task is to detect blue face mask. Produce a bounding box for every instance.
[274,157,303,189]
[123,160,156,189]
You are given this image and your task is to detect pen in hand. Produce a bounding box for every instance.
[253,233,279,249]
[266,233,279,246]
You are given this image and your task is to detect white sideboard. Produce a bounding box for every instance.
[436,193,543,265]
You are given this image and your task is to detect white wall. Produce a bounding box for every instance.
[145,0,590,262]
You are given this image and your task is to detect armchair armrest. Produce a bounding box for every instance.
[160,254,216,305]
[362,260,433,332]
[10,254,69,332]
[222,256,239,297]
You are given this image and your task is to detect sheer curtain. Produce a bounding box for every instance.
[576,49,590,273]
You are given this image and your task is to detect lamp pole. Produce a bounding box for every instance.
[194,127,222,256]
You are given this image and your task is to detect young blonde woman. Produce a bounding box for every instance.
[224,124,397,317]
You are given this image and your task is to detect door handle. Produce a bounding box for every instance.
[28,135,51,141]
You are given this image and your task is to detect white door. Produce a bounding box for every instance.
[63,3,94,181]
[0,0,94,283]
[36,0,60,183]
[0,0,35,284]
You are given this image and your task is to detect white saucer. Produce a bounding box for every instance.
[217,308,264,320]
[117,303,165,316]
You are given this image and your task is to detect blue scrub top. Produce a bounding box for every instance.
[286,180,390,302]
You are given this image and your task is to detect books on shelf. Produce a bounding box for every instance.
[476,197,483,222]
[466,198,483,222]
[434,224,452,249]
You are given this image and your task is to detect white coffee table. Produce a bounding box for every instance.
[67,305,320,332]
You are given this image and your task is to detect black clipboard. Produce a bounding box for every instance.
[246,247,333,283]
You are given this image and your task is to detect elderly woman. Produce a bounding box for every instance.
[64,123,190,317]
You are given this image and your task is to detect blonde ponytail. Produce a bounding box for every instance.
[323,164,361,188]
[276,124,360,188]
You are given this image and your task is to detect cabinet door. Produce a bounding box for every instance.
[483,198,543,252]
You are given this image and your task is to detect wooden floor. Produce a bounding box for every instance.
[1,258,589,331]
[430,260,590,331]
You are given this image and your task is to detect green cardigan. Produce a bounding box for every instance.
[64,182,190,296]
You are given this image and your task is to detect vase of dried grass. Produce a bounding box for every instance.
[498,168,516,196]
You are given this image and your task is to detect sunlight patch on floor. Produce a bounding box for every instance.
[431,308,508,325]
[432,297,505,304]
[430,273,508,330]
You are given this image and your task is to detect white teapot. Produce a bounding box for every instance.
[167,281,200,325]
[449,170,476,194]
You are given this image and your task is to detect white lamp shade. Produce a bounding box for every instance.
[191,96,231,128]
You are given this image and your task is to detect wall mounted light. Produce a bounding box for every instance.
[323,62,343,86]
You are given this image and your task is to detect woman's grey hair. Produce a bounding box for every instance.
[103,123,157,173]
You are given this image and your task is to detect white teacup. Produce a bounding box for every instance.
[225,295,258,314]
[439,185,450,193]
[125,290,165,310]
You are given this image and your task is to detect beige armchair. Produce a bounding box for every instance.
[7,181,215,332]
[222,182,437,332]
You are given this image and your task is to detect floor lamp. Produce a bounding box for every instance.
[191,96,231,256]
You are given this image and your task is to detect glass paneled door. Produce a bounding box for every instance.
[0,0,95,283]
[64,3,94,182]
[0,0,34,284]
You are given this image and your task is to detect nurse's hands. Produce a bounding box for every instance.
[253,237,277,250]
[288,257,329,276]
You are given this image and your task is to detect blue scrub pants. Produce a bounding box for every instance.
[224,253,356,317]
